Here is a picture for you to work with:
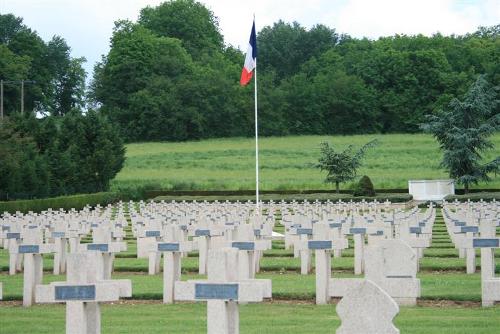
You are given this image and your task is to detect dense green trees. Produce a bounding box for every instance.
[88,1,499,142]
[0,14,86,116]
[0,112,125,200]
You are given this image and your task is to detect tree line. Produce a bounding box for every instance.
[90,0,499,142]
[1,2,498,142]
[0,14,123,200]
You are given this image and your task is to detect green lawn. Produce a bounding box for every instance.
[0,303,499,334]
[111,133,500,191]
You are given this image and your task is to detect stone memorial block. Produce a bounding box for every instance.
[336,280,399,334]
[331,239,420,306]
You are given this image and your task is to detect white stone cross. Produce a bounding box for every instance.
[78,241,126,279]
[10,242,54,306]
[336,279,400,334]
[36,252,132,334]
[191,227,225,275]
[294,234,348,304]
[175,247,270,334]
[148,239,197,303]
[469,237,500,306]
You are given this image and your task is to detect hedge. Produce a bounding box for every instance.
[0,192,120,214]
[153,193,413,203]
[444,192,500,202]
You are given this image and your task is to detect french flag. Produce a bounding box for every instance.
[240,20,257,86]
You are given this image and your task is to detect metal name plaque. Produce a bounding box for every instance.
[296,228,313,235]
[461,226,479,233]
[254,229,261,237]
[454,221,466,227]
[308,240,332,250]
[158,243,180,252]
[55,285,96,301]
[410,227,422,234]
[1,225,10,231]
[52,232,65,238]
[349,228,366,234]
[195,229,210,237]
[146,230,161,237]
[6,232,20,239]
[179,225,188,231]
[87,244,109,252]
[19,245,40,254]
[195,283,238,300]
[472,239,499,248]
[232,242,255,250]
[419,222,426,227]
[329,223,342,228]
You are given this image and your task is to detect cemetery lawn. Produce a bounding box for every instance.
[112,133,500,191]
[0,302,499,334]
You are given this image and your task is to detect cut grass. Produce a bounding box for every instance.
[112,134,500,191]
[0,303,499,334]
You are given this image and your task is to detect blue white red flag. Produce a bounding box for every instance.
[240,20,257,86]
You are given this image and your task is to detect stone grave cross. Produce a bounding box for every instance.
[175,247,269,334]
[36,252,132,334]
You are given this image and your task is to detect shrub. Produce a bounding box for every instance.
[353,175,376,197]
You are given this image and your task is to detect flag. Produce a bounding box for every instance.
[240,20,257,86]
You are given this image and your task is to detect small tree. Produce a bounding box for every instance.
[422,75,500,193]
[316,139,377,193]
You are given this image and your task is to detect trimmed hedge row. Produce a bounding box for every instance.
[444,192,500,202]
[0,192,120,214]
[153,193,413,203]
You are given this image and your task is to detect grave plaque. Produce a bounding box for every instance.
[146,230,161,237]
[7,232,20,239]
[473,239,499,248]
[409,227,421,234]
[55,285,96,301]
[52,232,65,238]
[350,228,366,234]
[195,229,211,237]
[461,226,479,233]
[232,242,255,251]
[308,240,332,250]
[19,245,39,254]
[195,283,239,300]
[158,243,180,252]
[87,244,109,252]
[297,228,313,235]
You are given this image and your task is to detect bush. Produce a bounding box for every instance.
[0,192,119,214]
[353,175,376,197]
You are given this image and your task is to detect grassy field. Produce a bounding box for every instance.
[1,303,499,334]
[111,133,500,192]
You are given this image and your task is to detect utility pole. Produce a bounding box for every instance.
[21,80,24,114]
[0,79,35,116]
[1,80,3,120]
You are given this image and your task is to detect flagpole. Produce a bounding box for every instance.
[254,59,259,214]
[253,16,259,215]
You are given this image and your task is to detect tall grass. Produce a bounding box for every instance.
[111,134,500,191]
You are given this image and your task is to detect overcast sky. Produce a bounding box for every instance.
[0,0,498,81]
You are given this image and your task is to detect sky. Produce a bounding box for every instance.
[0,0,498,81]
